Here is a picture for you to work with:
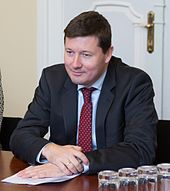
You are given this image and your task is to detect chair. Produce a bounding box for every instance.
[0,117,22,151]
[154,120,170,164]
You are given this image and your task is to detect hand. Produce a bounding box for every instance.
[17,163,66,178]
[42,143,89,175]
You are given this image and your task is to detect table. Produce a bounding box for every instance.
[0,151,98,191]
[1,151,170,191]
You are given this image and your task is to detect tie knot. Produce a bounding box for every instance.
[81,87,95,103]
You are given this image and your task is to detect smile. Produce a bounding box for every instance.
[71,71,84,76]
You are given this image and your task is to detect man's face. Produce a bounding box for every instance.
[64,36,113,87]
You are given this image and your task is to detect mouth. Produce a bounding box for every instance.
[71,71,84,77]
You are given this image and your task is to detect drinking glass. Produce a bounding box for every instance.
[98,170,119,191]
[137,165,157,191]
[118,167,138,191]
[157,163,170,191]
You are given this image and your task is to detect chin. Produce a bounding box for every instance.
[71,79,82,85]
[71,79,87,85]
[69,76,82,84]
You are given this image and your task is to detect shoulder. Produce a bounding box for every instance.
[109,56,152,84]
[38,64,70,90]
[43,64,66,75]
[41,64,68,81]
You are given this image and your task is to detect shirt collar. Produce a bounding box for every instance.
[78,69,107,91]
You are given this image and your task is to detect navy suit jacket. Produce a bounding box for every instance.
[10,56,158,174]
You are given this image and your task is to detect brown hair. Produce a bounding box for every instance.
[64,11,112,54]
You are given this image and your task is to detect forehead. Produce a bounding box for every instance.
[65,36,99,49]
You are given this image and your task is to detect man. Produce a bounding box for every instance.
[10,11,158,178]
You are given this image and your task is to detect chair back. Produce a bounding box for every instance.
[154,120,170,164]
[0,117,22,151]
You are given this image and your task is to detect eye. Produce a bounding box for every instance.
[65,49,74,56]
[81,52,92,58]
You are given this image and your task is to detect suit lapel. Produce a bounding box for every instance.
[62,77,78,145]
[96,61,117,149]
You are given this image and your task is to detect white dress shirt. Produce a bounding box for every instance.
[37,69,107,172]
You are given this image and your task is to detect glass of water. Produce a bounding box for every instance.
[118,167,138,191]
[157,163,170,191]
[98,170,119,190]
[137,165,157,191]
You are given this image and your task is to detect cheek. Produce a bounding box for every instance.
[88,63,106,79]
[64,54,73,65]
[64,56,69,65]
[85,67,100,79]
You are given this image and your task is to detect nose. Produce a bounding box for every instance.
[72,54,82,68]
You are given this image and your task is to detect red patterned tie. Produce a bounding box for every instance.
[78,87,95,152]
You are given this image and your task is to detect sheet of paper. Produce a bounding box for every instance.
[1,172,80,185]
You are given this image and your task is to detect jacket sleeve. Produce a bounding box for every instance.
[10,69,51,164]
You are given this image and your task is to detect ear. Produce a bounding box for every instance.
[105,46,114,63]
